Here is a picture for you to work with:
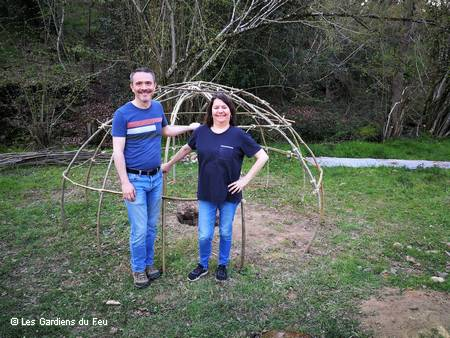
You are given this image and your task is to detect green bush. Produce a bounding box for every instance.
[356,124,380,141]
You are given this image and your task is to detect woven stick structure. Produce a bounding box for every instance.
[61,81,324,267]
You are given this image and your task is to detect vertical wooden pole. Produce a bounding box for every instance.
[96,156,114,253]
[61,176,66,226]
[161,179,167,274]
[240,199,246,270]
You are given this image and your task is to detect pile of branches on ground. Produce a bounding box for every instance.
[0,150,111,170]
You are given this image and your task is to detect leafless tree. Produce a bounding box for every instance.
[125,0,311,83]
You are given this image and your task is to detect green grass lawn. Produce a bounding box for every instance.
[308,136,450,160]
[1,141,449,337]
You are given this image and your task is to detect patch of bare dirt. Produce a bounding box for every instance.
[164,201,318,266]
[260,331,313,338]
[232,202,316,260]
[360,287,450,338]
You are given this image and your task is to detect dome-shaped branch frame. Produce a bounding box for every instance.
[61,81,324,269]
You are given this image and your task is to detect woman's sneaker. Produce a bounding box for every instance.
[188,264,208,281]
[215,265,228,281]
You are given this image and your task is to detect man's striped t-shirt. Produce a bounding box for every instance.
[112,101,168,170]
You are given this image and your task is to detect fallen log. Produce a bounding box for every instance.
[0,150,111,170]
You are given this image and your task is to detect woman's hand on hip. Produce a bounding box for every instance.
[228,176,250,194]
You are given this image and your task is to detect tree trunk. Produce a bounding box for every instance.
[384,73,405,140]
[383,0,416,140]
[426,70,450,137]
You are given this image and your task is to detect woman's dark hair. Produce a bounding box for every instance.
[204,93,236,127]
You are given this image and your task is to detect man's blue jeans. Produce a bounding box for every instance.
[125,171,162,272]
[198,200,239,269]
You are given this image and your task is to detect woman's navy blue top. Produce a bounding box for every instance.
[188,125,261,203]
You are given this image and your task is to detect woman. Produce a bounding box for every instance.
[162,93,268,281]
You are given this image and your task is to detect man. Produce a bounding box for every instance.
[112,67,199,288]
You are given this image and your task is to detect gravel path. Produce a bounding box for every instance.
[306,157,450,169]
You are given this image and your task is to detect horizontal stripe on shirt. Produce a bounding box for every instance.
[127,117,162,128]
[127,131,159,141]
[127,124,156,135]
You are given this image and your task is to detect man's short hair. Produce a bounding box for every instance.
[130,67,156,83]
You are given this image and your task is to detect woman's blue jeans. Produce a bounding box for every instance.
[198,200,239,269]
[125,171,162,272]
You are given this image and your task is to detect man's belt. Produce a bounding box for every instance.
[126,167,160,176]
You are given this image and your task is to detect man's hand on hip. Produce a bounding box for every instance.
[122,181,136,201]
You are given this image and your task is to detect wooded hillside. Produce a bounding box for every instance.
[1,0,448,148]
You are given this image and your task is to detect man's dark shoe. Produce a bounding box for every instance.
[188,264,208,281]
[215,265,228,281]
[145,265,161,281]
[133,271,149,289]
